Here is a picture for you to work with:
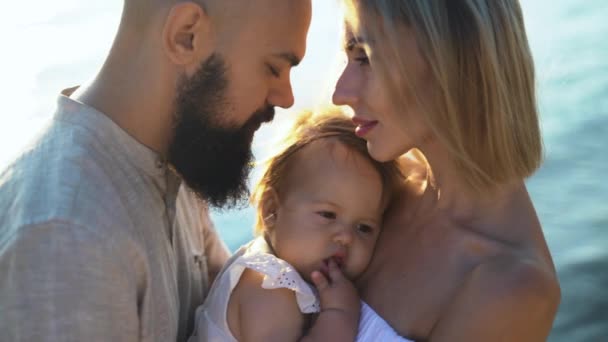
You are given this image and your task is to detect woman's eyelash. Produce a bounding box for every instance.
[354,56,370,65]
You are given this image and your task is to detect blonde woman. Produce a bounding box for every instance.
[332,0,561,341]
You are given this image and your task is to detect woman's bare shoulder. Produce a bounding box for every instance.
[471,255,560,306]
[430,254,561,341]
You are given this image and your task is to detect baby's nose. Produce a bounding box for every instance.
[333,225,354,245]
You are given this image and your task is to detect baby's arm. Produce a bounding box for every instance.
[230,268,305,342]
[230,260,360,342]
[300,259,360,342]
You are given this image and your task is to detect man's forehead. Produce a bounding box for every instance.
[242,0,311,23]
[256,1,311,59]
[208,0,310,63]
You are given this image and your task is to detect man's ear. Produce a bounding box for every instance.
[260,188,281,229]
[162,2,213,67]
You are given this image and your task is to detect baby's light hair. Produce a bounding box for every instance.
[251,107,403,235]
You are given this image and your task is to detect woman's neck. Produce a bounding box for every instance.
[415,141,522,226]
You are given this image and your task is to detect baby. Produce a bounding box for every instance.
[190,109,402,341]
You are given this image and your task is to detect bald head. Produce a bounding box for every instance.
[120,0,247,31]
[124,0,309,36]
[83,0,310,164]
[120,0,170,30]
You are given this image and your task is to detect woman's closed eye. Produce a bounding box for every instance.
[354,55,370,66]
[347,45,370,66]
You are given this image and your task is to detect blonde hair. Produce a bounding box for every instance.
[343,0,542,193]
[251,108,403,235]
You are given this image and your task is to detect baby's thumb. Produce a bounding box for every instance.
[327,259,346,283]
[311,270,330,292]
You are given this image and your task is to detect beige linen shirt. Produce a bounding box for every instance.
[0,94,230,341]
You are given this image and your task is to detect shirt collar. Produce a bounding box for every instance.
[53,90,182,197]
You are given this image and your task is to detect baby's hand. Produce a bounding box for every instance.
[310,259,360,320]
[300,260,360,341]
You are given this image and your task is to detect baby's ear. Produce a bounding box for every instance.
[260,188,280,228]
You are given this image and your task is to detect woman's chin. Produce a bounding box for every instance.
[367,142,405,162]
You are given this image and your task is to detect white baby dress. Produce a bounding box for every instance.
[188,237,320,342]
[188,236,412,342]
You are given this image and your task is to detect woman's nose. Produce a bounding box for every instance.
[332,66,360,107]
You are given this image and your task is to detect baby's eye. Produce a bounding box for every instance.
[317,211,336,220]
[356,224,374,235]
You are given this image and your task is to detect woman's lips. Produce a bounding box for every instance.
[353,117,378,137]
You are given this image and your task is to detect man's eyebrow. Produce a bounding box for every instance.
[274,52,301,67]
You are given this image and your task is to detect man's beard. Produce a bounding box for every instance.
[168,54,274,209]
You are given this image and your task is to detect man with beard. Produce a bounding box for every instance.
[0,0,311,341]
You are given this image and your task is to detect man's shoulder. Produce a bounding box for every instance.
[0,123,128,231]
[2,218,113,251]
[1,116,107,180]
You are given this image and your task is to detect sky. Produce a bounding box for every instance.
[0,0,344,168]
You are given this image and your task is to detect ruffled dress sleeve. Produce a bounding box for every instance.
[236,237,321,314]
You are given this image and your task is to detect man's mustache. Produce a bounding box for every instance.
[256,105,275,124]
[247,105,276,131]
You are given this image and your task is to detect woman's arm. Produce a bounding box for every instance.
[428,257,561,341]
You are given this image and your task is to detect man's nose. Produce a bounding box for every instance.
[269,76,295,109]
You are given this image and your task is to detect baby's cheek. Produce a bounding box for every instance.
[350,251,371,277]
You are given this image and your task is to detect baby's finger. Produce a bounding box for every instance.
[327,259,346,282]
[311,270,330,291]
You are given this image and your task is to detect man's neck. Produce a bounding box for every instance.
[72,53,175,156]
